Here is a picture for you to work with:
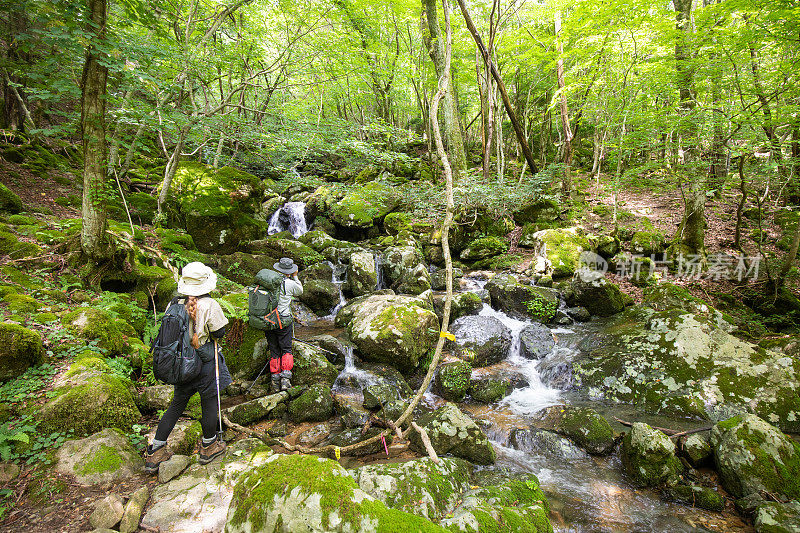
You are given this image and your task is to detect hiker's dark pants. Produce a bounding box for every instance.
[154,336,231,442]
[265,323,293,374]
[155,384,219,441]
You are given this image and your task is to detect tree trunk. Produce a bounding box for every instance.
[80,0,110,259]
[422,0,467,178]
[555,11,573,197]
[673,0,705,253]
[455,0,538,175]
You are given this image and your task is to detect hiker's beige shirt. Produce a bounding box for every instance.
[168,297,229,346]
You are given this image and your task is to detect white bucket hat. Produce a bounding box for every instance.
[177,262,217,296]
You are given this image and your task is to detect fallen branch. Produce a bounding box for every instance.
[411,422,439,464]
[221,414,273,446]
[614,417,712,439]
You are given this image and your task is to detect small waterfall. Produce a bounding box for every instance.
[268,201,308,238]
[333,345,378,394]
[326,262,348,317]
[374,253,386,290]
[477,303,561,415]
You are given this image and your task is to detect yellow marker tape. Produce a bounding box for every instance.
[440,331,456,341]
[335,447,341,460]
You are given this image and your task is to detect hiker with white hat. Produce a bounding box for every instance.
[145,261,232,473]
[265,257,303,392]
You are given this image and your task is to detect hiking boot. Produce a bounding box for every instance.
[144,443,171,474]
[280,370,292,391]
[270,374,282,394]
[199,437,227,465]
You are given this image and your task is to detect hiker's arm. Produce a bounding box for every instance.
[210,326,226,339]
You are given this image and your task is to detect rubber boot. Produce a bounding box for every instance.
[280,370,293,391]
[270,374,281,394]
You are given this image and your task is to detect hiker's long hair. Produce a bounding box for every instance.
[185,296,201,349]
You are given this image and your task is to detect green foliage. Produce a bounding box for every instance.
[0,416,73,465]
[524,297,558,322]
[0,363,57,406]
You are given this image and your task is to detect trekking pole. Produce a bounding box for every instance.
[246,361,270,394]
[213,339,223,438]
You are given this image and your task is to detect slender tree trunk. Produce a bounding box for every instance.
[734,155,748,250]
[119,121,145,182]
[157,125,190,217]
[213,134,224,168]
[555,11,573,197]
[422,0,467,178]
[673,0,705,253]
[456,0,538,175]
[80,0,110,259]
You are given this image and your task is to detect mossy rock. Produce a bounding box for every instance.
[216,252,278,286]
[469,376,511,404]
[40,372,141,436]
[512,198,560,226]
[6,214,38,226]
[630,230,666,256]
[520,227,591,278]
[754,500,800,533]
[5,293,42,315]
[0,323,44,381]
[535,405,616,455]
[54,428,144,485]
[0,183,23,213]
[409,403,496,465]
[62,307,136,355]
[288,383,334,422]
[441,475,552,533]
[486,273,559,321]
[155,227,196,253]
[711,414,800,499]
[662,485,724,512]
[347,295,439,375]
[434,360,472,402]
[247,237,323,269]
[226,454,448,532]
[459,236,509,262]
[621,422,683,487]
[351,457,472,522]
[569,275,626,317]
[330,181,398,229]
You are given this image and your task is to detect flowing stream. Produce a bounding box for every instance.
[315,273,744,531]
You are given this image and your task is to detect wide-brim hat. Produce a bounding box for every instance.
[178,262,217,296]
[273,257,298,275]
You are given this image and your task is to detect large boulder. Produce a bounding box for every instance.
[620,422,683,487]
[519,227,591,278]
[224,392,288,426]
[409,403,496,465]
[347,294,439,374]
[40,357,141,436]
[142,440,271,533]
[61,306,137,355]
[55,428,143,485]
[754,501,800,533]
[569,274,626,317]
[298,278,340,315]
[347,250,377,297]
[571,308,800,431]
[512,198,559,226]
[235,335,338,387]
[289,383,334,422]
[171,162,267,254]
[509,428,586,460]
[630,230,666,256]
[215,252,277,286]
[449,315,511,367]
[710,414,800,499]
[246,237,324,269]
[440,476,551,532]
[225,454,449,532]
[351,457,472,521]
[330,181,398,230]
[534,405,616,455]
[519,323,555,360]
[396,263,432,295]
[486,273,559,321]
[0,323,44,381]
[384,243,430,294]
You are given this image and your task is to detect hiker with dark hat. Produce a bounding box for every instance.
[144,262,232,473]
[266,257,303,392]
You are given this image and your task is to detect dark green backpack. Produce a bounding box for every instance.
[248,269,290,330]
